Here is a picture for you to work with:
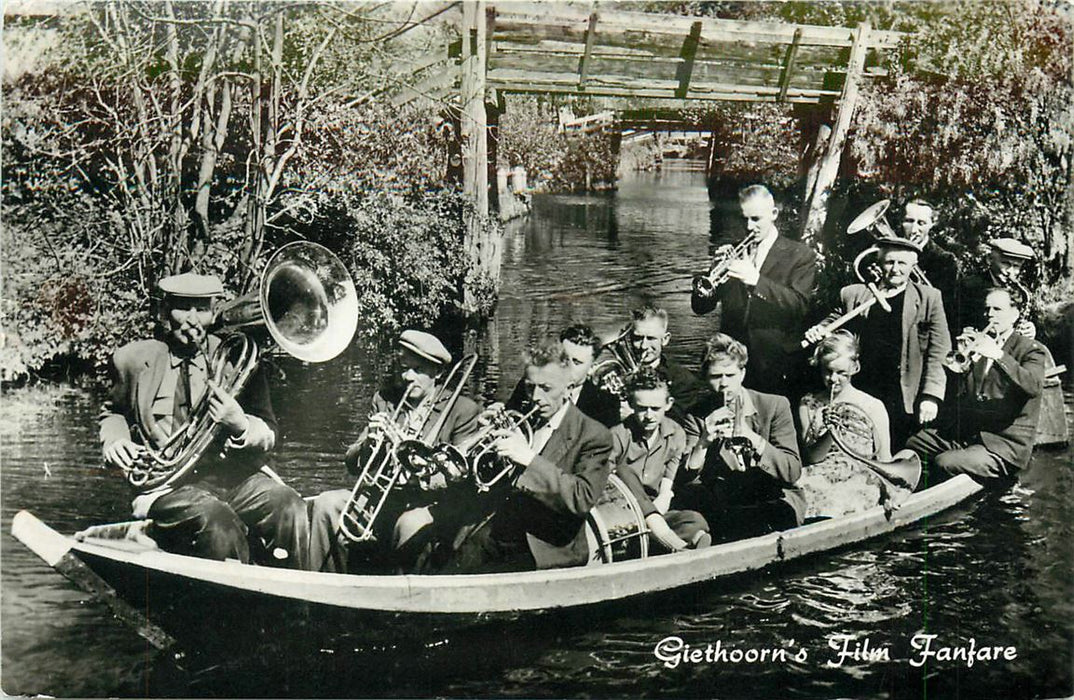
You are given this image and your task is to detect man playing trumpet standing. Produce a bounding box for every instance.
[906,287,1047,484]
[100,273,308,568]
[805,238,951,449]
[308,330,481,573]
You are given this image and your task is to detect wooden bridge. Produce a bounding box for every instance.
[390,1,906,310]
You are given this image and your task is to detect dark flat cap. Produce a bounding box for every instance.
[875,236,923,254]
[158,273,224,298]
[398,329,452,366]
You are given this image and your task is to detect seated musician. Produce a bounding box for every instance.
[99,273,308,568]
[805,237,951,449]
[610,367,709,551]
[439,339,613,574]
[959,238,1037,339]
[507,324,620,428]
[627,306,706,424]
[906,287,1047,484]
[691,184,817,396]
[307,329,481,573]
[672,333,805,541]
[796,332,912,517]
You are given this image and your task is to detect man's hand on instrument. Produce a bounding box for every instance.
[103,439,145,470]
[701,408,733,445]
[971,331,1004,360]
[492,428,535,466]
[804,323,831,345]
[479,402,506,426]
[1015,319,1036,340]
[207,380,250,438]
[725,259,760,287]
[917,397,939,425]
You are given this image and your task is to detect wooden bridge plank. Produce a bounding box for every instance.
[778,28,804,102]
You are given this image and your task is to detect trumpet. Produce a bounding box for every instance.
[338,354,477,543]
[589,326,640,400]
[692,231,761,298]
[944,321,998,374]
[706,388,756,470]
[469,404,541,490]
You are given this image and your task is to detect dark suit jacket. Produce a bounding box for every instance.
[681,389,805,524]
[501,403,613,569]
[99,337,276,485]
[919,240,961,328]
[838,283,951,414]
[949,332,1046,470]
[691,235,817,392]
[508,377,620,428]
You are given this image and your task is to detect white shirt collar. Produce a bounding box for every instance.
[753,230,779,269]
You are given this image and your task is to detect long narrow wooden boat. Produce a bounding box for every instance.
[11,475,983,652]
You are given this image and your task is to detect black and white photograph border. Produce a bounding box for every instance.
[2,0,1073,698]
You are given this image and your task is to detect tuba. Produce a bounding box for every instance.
[848,199,932,288]
[122,242,358,492]
[590,326,640,401]
[337,354,478,543]
[692,230,762,298]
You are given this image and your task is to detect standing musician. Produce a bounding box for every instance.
[626,306,706,424]
[906,287,1047,484]
[959,238,1037,339]
[507,324,620,428]
[99,273,308,568]
[672,333,805,541]
[691,184,817,396]
[805,237,951,449]
[307,330,481,573]
[899,199,961,326]
[610,367,709,552]
[440,339,613,574]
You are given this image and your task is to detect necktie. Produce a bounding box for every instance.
[173,359,193,426]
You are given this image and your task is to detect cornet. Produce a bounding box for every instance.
[692,230,761,298]
[944,322,998,374]
[709,388,756,470]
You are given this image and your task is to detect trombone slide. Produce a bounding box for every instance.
[801,289,895,349]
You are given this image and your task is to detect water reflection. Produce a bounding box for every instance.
[2,170,1072,698]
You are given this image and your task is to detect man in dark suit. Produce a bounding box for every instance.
[507,324,620,428]
[691,184,816,396]
[907,287,1046,483]
[308,329,482,573]
[626,306,706,424]
[673,333,805,542]
[100,273,308,568]
[806,238,952,448]
[442,339,613,573]
[899,199,961,330]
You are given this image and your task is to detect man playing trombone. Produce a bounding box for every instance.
[691,184,817,396]
[905,287,1047,484]
[439,339,613,573]
[307,329,481,573]
[99,273,309,568]
[805,237,951,449]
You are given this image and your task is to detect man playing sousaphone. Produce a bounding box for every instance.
[99,273,309,568]
[438,339,613,573]
[307,330,481,573]
[906,287,1047,484]
[805,237,951,449]
[672,333,805,542]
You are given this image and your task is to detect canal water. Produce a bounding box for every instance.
[2,169,1072,698]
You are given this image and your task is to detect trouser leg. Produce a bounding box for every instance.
[308,489,351,573]
[147,484,249,562]
[934,444,1009,481]
[905,428,962,488]
[664,509,709,545]
[227,472,310,570]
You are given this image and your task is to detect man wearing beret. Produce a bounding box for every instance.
[806,238,952,449]
[308,329,482,573]
[99,273,309,569]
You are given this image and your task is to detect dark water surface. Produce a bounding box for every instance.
[3,170,1073,699]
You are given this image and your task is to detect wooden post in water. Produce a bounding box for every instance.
[801,22,870,248]
[460,0,493,313]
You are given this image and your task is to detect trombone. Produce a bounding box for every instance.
[590,326,640,400]
[337,354,478,543]
[121,242,358,492]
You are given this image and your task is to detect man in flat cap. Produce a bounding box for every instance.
[958,238,1037,339]
[308,329,482,573]
[806,238,952,449]
[100,273,309,568]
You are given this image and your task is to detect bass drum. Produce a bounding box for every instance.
[584,473,649,565]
